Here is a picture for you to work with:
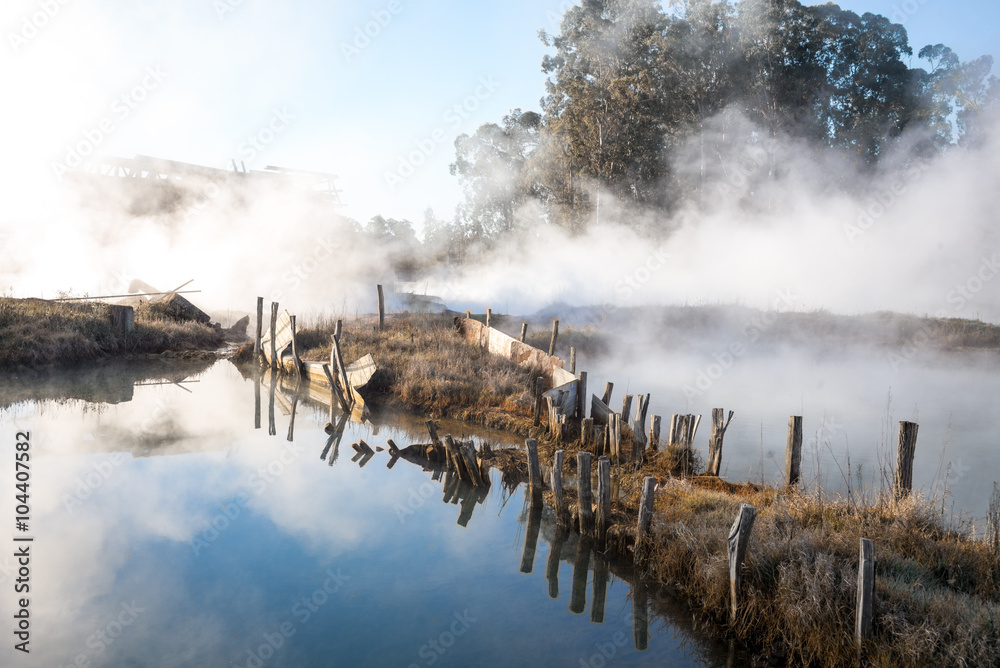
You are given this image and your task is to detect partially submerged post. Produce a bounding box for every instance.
[376,284,385,331]
[254,297,263,362]
[577,451,593,533]
[856,537,875,650]
[597,456,611,542]
[894,421,919,500]
[785,416,803,487]
[519,322,527,343]
[549,318,559,356]
[552,450,565,522]
[728,503,757,621]
[707,409,734,476]
[269,302,278,370]
[526,438,542,497]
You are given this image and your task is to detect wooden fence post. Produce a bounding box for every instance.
[520,499,543,573]
[533,377,544,427]
[636,476,657,547]
[577,451,593,533]
[527,438,542,496]
[597,456,611,543]
[485,307,492,328]
[254,296,263,362]
[519,322,527,343]
[894,421,919,500]
[856,537,875,650]
[549,318,559,356]
[621,394,634,426]
[601,382,613,406]
[649,415,661,452]
[577,371,587,420]
[707,409,734,476]
[580,417,593,447]
[376,284,385,331]
[269,302,278,370]
[728,503,757,621]
[570,346,576,374]
[552,450,565,521]
[289,315,302,378]
[786,416,803,487]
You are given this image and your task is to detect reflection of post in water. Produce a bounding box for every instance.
[546,524,569,599]
[590,549,609,624]
[457,481,489,528]
[570,536,592,614]
[632,584,649,651]
[519,496,543,574]
[286,393,299,442]
[442,470,458,503]
[253,369,261,430]
[323,414,347,466]
[267,367,277,436]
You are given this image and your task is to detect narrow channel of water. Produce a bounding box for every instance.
[0,361,736,667]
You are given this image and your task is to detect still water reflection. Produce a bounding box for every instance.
[0,361,732,667]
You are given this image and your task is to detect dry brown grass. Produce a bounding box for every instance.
[0,297,223,370]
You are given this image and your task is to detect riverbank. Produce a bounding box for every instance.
[0,297,225,371]
[237,311,1000,667]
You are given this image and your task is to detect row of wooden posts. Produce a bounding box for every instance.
[524,439,880,650]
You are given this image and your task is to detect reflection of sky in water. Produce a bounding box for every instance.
[583,345,1000,521]
[0,362,728,667]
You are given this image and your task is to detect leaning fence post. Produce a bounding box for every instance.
[785,415,803,487]
[894,421,919,500]
[597,456,611,543]
[519,322,527,343]
[577,451,593,533]
[728,503,757,621]
[856,537,875,650]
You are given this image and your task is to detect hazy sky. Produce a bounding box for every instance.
[2,0,997,229]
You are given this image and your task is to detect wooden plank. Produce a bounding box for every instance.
[591,394,611,425]
[344,354,376,388]
[543,379,577,417]
[552,366,577,387]
[262,309,293,367]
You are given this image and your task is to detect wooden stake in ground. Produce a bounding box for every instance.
[597,456,611,543]
[569,346,576,374]
[649,415,661,452]
[269,302,278,370]
[549,318,559,356]
[785,415,803,487]
[254,297,263,362]
[376,284,385,331]
[485,308,492,328]
[707,409,734,476]
[856,537,875,650]
[894,421,919,500]
[601,382,613,406]
[533,377,544,427]
[519,322,527,343]
[728,503,757,621]
[636,476,657,547]
[577,451,593,533]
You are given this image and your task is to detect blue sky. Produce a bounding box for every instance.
[2,0,997,231]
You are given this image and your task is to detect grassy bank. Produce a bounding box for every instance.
[234,311,1000,666]
[0,298,224,371]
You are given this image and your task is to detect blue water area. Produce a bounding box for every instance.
[0,361,730,667]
